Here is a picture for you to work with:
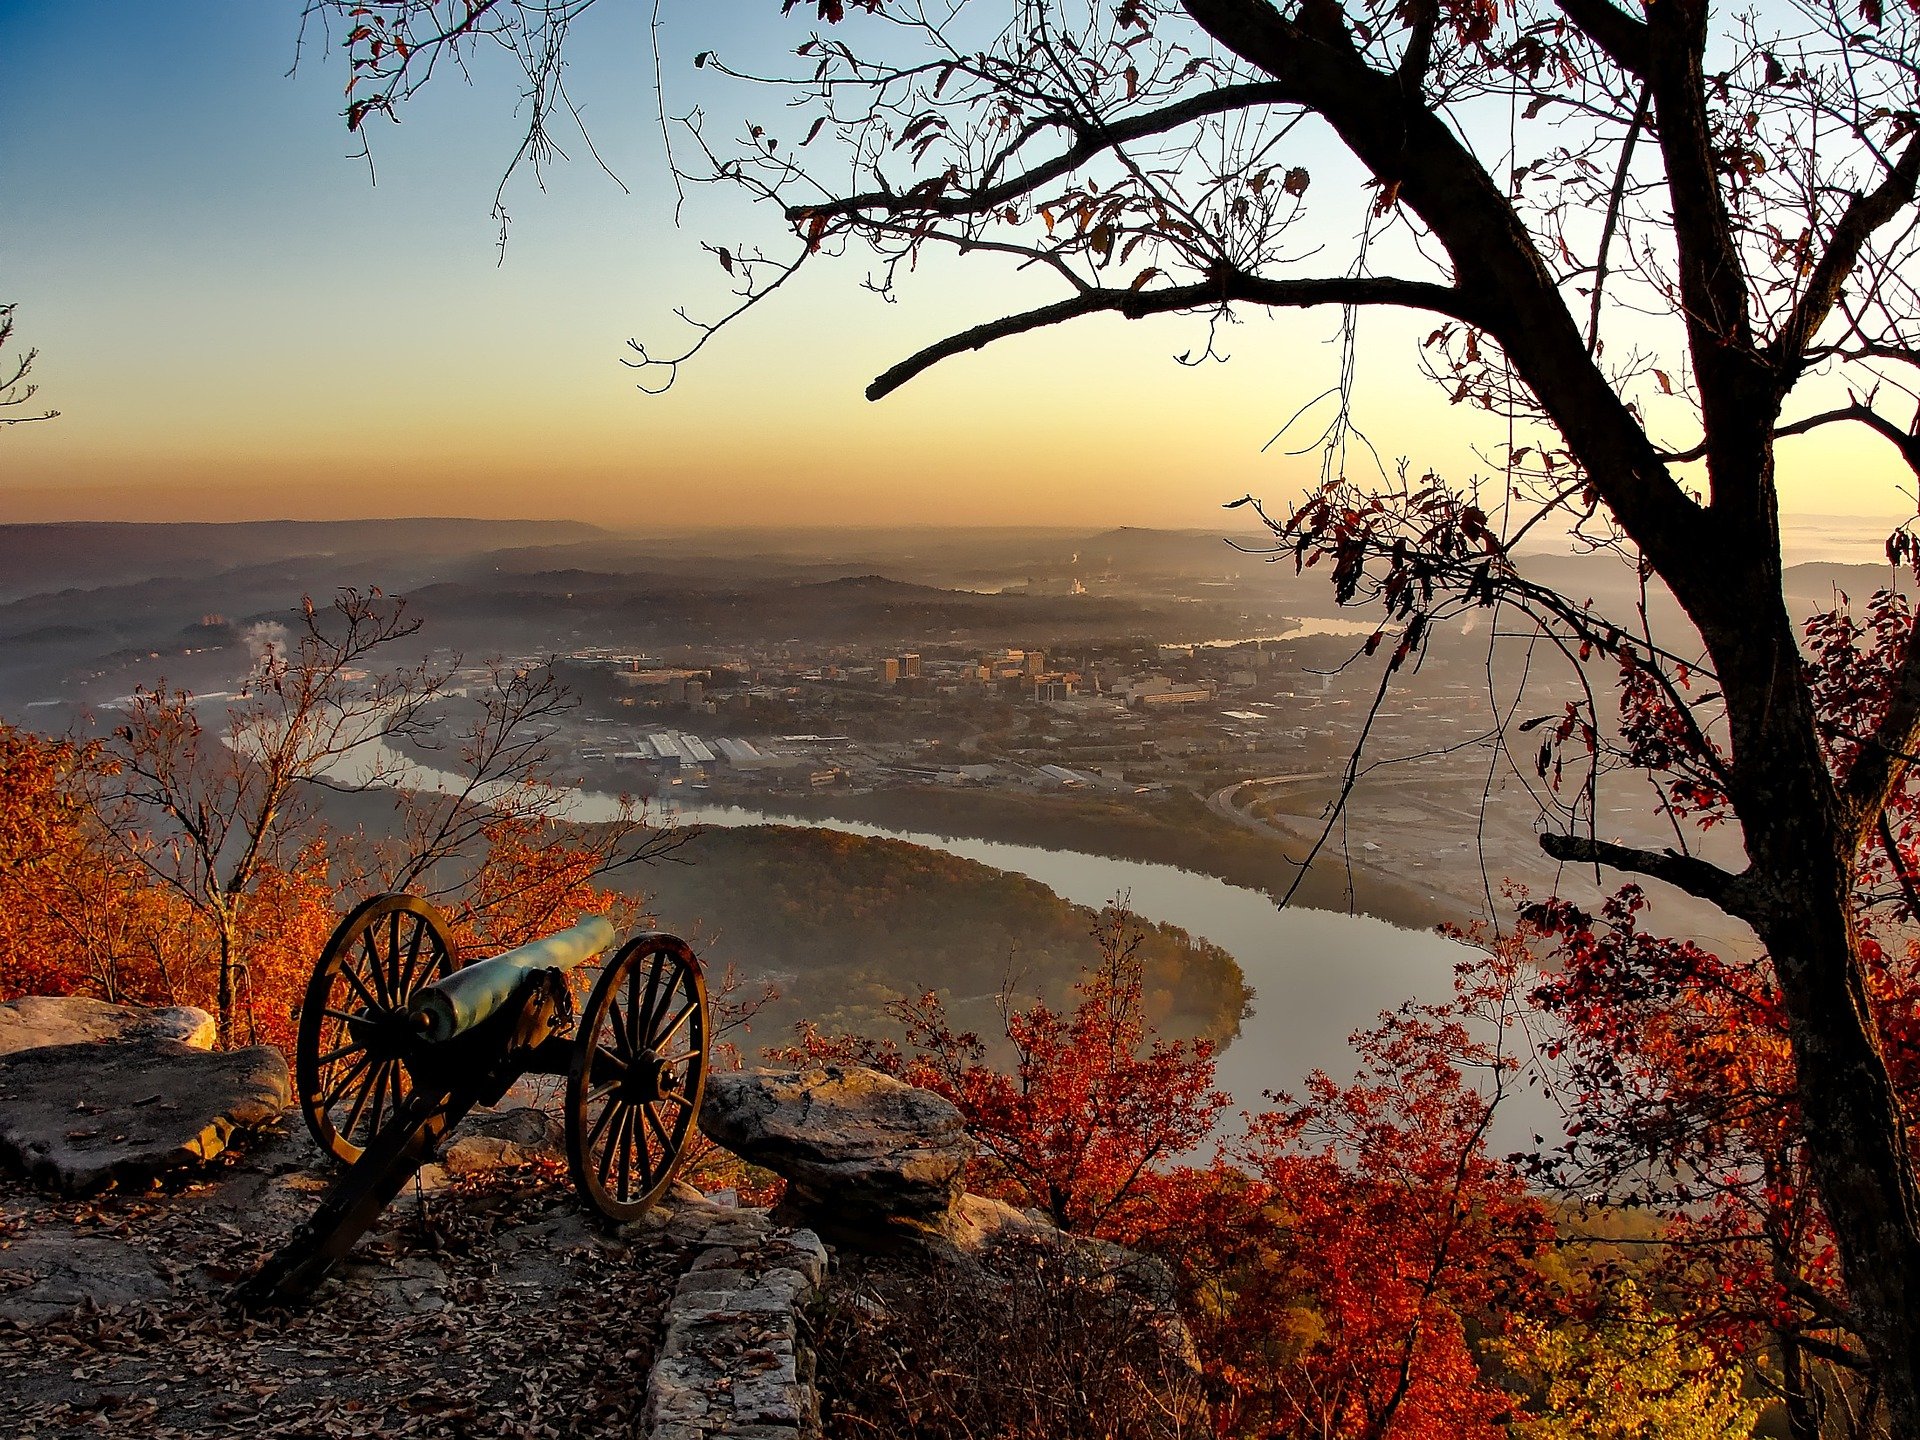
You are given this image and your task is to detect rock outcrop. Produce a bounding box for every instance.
[0,1038,291,1195]
[440,1105,564,1177]
[690,1065,1198,1436]
[699,1066,972,1241]
[0,995,216,1055]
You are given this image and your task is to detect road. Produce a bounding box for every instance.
[1206,773,1322,838]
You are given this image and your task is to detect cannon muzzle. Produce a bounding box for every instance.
[409,914,616,1042]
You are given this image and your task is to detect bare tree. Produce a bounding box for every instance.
[335,657,689,947]
[108,590,431,1042]
[0,303,57,426]
[111,590,684,1041]
[306,0,1920,1421]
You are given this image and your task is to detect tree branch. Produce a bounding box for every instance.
[786,82,1297,226]
[1773,132,1920,378]
[866,272,1490,400]
[1396,0,1439,94]
[1645,0,1771,502]
[1774,402,1920,477]
[1539,831,1753,913]
[1554,0,1650,75]
[1178,0,1710,583]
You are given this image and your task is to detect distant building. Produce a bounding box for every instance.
[904,652,922,679]
[1138,687,1212,708]
[1122,674,1214,708]
[882,658,901,684]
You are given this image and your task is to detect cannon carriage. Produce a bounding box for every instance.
[239,894,709,1306]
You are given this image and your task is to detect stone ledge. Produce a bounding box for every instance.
[0,1039,290,1196]
[699,1066,972,1244]
[0,997,216,1056]
[641,1196,828,1440]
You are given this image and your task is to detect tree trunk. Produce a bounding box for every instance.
[1696,555,1920,1434]
[215,906,238,1050]
[216,942,234,1049]
[1776,1331,1822,1440]
[1746,857,1920,1432]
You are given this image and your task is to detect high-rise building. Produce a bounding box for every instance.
[904,652,922,678]
[1025,650,1046,675]
[882,658,902,684]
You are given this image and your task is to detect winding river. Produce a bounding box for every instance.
[333,734,1555,1148]
[664,802,1477,1119]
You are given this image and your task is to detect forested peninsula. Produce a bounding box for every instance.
[634,823,1250,1051]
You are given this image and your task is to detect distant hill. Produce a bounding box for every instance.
[0,518,608,603]
[397,566,1254,652]
[1783,560,1913,613]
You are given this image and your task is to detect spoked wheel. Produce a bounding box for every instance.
[567,934,708,1223]
[296,894,459,1164]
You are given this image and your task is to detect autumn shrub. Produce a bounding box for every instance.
[1492,1277,1761,1440]
[0,723,199,1007]
[780,908,1586,1438]
[778,904,1230,1239]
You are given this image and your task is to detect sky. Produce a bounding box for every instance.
[2,0,1915,536]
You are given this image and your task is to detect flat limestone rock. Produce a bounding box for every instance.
[0,1231,178,1326]
[0,995,216,1056]
[0,1038,290,1195]
[700,1066,972,1236]
[443,1107,564,1177]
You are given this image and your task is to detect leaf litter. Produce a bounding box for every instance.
[0,1124,693,1437]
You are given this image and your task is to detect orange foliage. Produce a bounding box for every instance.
[0,724,191,1005]
[0,721,342,1046]
[1211,967,1554,1439]
[0,722,646,1053]
[781,909,1554,1437]
[780,905,1229,1238]
[227,838,344,1050]
[440,814,646,956]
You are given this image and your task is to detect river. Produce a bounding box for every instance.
[332,734,1555,1149]
[664,803,1475,1117]
[663,801,1557,1153]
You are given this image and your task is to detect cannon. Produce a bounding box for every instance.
[237,894,709,1306]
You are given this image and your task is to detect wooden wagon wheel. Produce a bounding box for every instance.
[296,893,460,1164]
[566,933,708,1223]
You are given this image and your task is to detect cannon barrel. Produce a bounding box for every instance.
[409,915,616,1043]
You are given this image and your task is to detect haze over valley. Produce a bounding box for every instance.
[8,510,1876,1087]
